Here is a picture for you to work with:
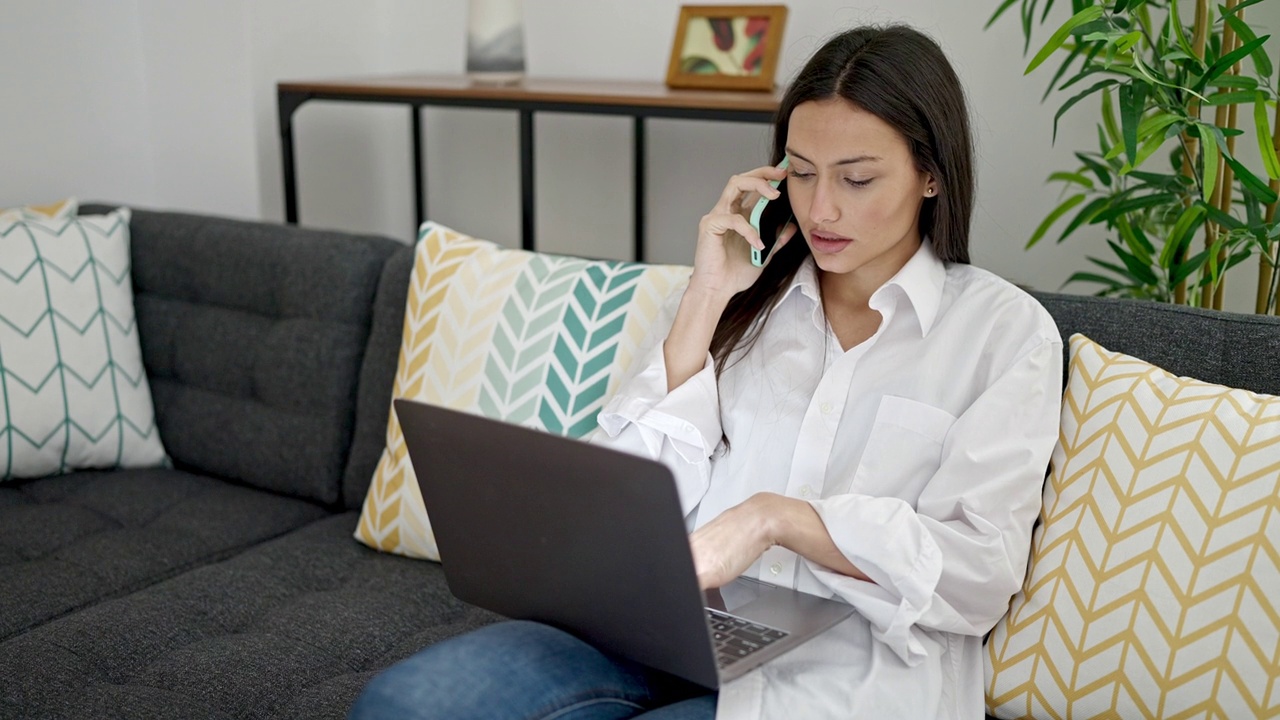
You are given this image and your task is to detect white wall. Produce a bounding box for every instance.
[2,0,158,209]
[3,1,1278,311]
[135,0,260,217]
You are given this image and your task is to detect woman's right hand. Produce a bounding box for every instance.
[688,165,798,302]
[660,165,799,392]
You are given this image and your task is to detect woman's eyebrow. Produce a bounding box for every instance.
[785,148,882,166]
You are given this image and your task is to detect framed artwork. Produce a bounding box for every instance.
[665,5,788,92]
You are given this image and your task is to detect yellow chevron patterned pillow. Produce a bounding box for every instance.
[985,333,1280,719]
[355,222,689,561]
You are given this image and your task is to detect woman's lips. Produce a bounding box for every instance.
[810,231,853,254]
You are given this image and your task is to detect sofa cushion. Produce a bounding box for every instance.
[0,512,499,720]
[354,222,691,561]
[81,205,402,506]
[984,333,1280,718]
[0,469,327,642]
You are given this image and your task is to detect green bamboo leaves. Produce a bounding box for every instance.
[1192,35,1271,92]
[1028,194,1088,248]
[1256,92,1280,180]
[1222,13,1272,78]
[1201,123,1220,202]
[1026,6,1106,74]
[991,0,1280,309]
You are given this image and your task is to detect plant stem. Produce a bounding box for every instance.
[1176,0,1211,305]
[1135,8,1159,61]
[1259,50,1280,314]
[1202,0,1240,311]
[1270,227,1280,315]
[1192,0,1209,61]
[1176,133,1205,197]
[1261,244,1275,314]
[1214,99,1239,310]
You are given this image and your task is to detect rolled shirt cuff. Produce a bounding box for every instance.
[597,342,721,464]
[805,495,944,666]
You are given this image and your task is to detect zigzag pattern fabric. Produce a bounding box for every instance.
[985,333,1280,719]
[356,222,689,561]
[0,208,167,480]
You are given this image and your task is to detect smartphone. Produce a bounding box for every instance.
[748,156,794,267]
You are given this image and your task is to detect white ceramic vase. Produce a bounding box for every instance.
[466,0,526,84]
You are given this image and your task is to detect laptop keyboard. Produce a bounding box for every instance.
[705,608,789,668]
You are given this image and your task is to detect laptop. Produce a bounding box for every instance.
[394,399,857,688]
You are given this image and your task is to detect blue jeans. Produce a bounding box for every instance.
[349,620,717,720]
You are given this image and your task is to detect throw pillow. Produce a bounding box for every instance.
[0,198,78,222]
[0,208,168,479]
[985,333,1280,718]
[355,222,690,561]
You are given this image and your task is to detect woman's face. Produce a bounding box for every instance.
[784,98,932,292]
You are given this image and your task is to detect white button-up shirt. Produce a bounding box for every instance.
[595,240,1062,719]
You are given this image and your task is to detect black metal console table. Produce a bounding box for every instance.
[277,75,782,261]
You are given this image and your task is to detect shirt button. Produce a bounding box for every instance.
[770,563,782,575]
[820,402,833,414]
[799,485,812,497]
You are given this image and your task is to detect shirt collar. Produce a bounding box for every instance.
[774,239,947,337]
[870,238,946,337]
[773,257,825,334]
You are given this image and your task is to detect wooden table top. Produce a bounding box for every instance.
[277,75,785,113]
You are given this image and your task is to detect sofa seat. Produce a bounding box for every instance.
[0,512,499,720]
[0,469,329,642]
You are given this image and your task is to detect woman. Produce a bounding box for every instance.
[350,24,1062,720]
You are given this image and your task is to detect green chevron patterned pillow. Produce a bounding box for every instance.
[0,208,167,480]
[356,222,690,561]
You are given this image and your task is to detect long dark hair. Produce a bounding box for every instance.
[709,25,975,376]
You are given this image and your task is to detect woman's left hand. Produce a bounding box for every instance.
[689,493,778,589]
[690,493,871,589]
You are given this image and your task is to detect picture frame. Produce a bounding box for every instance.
[665,5,788,92]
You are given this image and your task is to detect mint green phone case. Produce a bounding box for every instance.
[749,156,790,267]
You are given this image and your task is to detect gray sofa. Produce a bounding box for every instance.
[1,207,498,720]
[2,207,1278,719]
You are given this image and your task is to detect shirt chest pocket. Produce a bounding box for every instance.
[851,395,957,505]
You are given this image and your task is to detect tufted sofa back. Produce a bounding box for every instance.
[83,205,402,506]
[1032,290,1280,395]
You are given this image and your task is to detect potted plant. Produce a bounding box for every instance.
[990,0,1279,312]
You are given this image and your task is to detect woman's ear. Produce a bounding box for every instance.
[923,173,938,197]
